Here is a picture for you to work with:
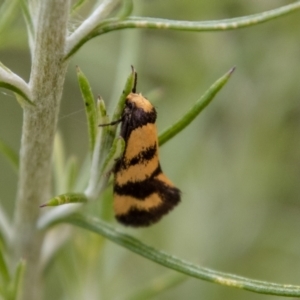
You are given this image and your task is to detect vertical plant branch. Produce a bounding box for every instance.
[13,1,70,300]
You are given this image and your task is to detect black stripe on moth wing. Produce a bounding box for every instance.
[114,150,161,178]
[116,190,181,227]
[114,165,181,203]
[120,105,157,142]
[114,164,162,198]
[115,178,180,200]
[114,143,157,172]
[127,143,157,167]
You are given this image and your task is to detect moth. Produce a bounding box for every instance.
[100,70,180,227]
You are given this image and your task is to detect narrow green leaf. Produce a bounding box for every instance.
[97,96,113,151]
[117,0,133,20]
[84,135,124,200]
[97,96,107,122]
[58,214,300,297]
[65,1,300,59]
[0,247,10,285]
[96,96,110,137]
[0,204,12,249]
[53,132,66,195]
[64,156,79,192]
[111,66,135,128]
[74,154,91,192]
[159,67,235,146]
[19,0,34,38]
[71,0,88,14]
[40,193,88,208]
[85,129,106,200]
[101,137,125,175]
[0,0,19,36]
[0,82,33,106]
[76,66,97,154]
[126,273,187,300]
[8,259,26,300]
[0,139,19,171]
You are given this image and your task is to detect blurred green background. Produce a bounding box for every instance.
[1,0,300,299]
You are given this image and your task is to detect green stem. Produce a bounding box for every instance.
[58,215,300,298]
[65,1,300,59]
[12,1,70,300]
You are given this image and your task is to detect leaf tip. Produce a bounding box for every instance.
[229,66,236,75]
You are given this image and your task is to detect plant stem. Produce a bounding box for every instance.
[12,1,70,299]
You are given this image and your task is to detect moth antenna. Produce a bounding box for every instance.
[99,116,123,127]
[131,65,137,93]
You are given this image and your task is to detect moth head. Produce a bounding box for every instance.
[125,93,154,113]
[122,93,157,125]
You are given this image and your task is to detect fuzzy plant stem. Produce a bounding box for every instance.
[12,1,70,299]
